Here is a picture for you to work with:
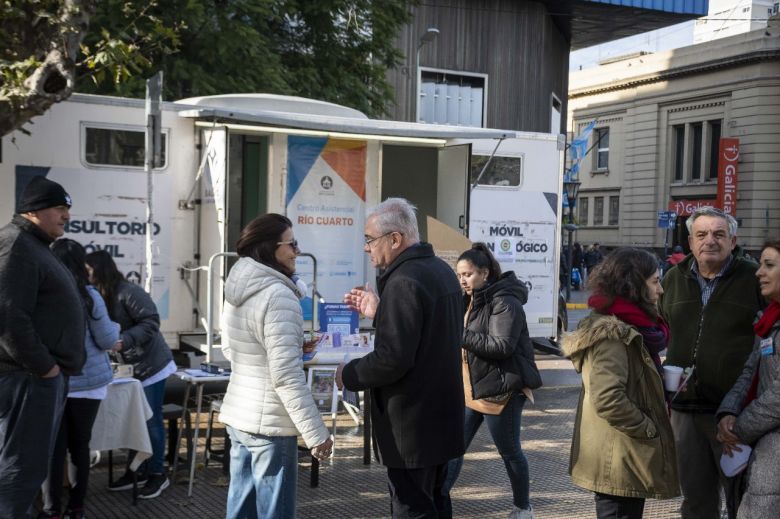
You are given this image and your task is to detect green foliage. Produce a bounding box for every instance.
[76,0,413,117]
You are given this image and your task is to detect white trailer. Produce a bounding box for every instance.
[0,93,565,357]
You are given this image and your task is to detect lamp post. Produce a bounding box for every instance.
[415,27,439,121]
[563,177,581,301]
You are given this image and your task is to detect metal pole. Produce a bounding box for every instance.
[206,251,238,362]
[566,209,573,301]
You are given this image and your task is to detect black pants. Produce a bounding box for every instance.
[387,463,451,519]
[594,492,645,519]
[0,371,66,519]
[42,397,102,514]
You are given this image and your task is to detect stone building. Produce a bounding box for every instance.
[567,15,780,253]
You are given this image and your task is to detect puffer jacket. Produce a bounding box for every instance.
[111,280,173,381]
[464,271,537,400]
[717,319,780,519]
[69,286,120,393]
[218,257,329,449]
[563,312,680,499]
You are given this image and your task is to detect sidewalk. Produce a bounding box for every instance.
[85,378,683,518]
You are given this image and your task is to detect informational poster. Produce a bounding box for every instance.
[469,186,558,337]
[15,165,172,319]
[286,136,367,309]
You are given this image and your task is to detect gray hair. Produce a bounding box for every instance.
[685,206,738,236]
[368,197,420,243]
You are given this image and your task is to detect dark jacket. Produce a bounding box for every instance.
[563,313,679,499]
[661,248,764,412]
[111,280,173,381]
[464,272,537,400]
[717,320,780,518]
[0,215,85,376]
[342,243,465,468]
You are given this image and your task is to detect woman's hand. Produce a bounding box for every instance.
[716,415,743,455]
[111,339,123,352]
[302,338,319,354]
[311,437,333,461]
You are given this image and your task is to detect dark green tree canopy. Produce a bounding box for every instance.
[1,0,412,136]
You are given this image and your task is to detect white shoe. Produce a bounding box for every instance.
[508,506,535,519]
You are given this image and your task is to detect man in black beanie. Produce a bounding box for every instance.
[0,176,86,517]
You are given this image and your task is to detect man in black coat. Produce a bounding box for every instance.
[338,198,465,518]
[0,176,86,517]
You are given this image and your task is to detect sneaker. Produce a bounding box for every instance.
[64,509,85,519]
[139,473,170,499]
[108,470,147,491]
[508,506,535,519]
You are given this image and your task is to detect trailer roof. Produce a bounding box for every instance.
[176,103,516,140]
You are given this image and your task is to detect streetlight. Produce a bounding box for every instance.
[415,27,439,121]
[563,176,581,301]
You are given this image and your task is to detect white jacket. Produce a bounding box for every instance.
[218,257,329,448]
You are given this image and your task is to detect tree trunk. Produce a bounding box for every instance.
[0,0,94,137]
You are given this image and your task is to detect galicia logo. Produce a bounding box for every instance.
[320,176,333,190]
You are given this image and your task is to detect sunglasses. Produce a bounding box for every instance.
[277,239,300,250]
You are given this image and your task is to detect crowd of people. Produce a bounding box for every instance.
[2,177,778,519]
[0,178,174,518]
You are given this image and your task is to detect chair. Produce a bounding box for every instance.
[204,398,230,475]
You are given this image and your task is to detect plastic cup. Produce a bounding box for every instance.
[663,365,684,391]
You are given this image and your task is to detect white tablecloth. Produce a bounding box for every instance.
[90,378,153,471]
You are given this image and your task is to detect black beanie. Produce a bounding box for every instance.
[16,176,72,213]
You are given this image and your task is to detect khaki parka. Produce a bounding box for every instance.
[563,312,680,499]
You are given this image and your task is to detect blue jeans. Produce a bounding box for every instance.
[444,394,530,510]
[142,378,166,474]
[225,426,298,519]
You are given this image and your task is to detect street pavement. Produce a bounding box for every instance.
[84,289,686,518]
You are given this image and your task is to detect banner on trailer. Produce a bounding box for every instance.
[15,165,172,319]
[286,136,367,311]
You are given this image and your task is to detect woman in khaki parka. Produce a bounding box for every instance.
[563,248,680,519]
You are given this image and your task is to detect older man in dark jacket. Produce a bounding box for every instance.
[0,176,86,517]
[338,198,465,518]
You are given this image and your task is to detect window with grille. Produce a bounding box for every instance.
[609,196,619,226]
[579,197,589,226]
[670,119,722,184]
[418,70,486,127]
[594,196,604,225]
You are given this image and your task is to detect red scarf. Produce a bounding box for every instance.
[754,299,780,338]
[588,294,668,332]
[744,300,780,406]
[588,294,669,376]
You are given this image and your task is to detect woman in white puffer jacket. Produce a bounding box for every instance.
[219,213,332,519]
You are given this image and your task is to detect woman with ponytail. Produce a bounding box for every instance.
[444,243,540,519]
[717,239,780,518]
[563,247,679,518]
[41,239,120,519]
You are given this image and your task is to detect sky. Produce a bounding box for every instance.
[569,21,695,71]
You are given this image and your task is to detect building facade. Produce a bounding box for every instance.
[384,0,706,133]
[567,16,780,253]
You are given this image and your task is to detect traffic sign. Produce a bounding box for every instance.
[657,211,677,229]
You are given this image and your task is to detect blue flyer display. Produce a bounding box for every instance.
[319,302,359,337]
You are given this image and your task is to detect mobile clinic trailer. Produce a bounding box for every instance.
[0,93,565,358]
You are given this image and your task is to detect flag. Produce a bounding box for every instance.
[569,119,598,161]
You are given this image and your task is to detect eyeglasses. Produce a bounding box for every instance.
[277,239,300,251]
[364,231,401,247]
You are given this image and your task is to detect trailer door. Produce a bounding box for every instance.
[436,144,471,234]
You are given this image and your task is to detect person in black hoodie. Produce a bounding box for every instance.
[0,176,85,518]
[444,243,541,519]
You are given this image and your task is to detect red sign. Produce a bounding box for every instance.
[668,198,716,216]
[717,138,739,216]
